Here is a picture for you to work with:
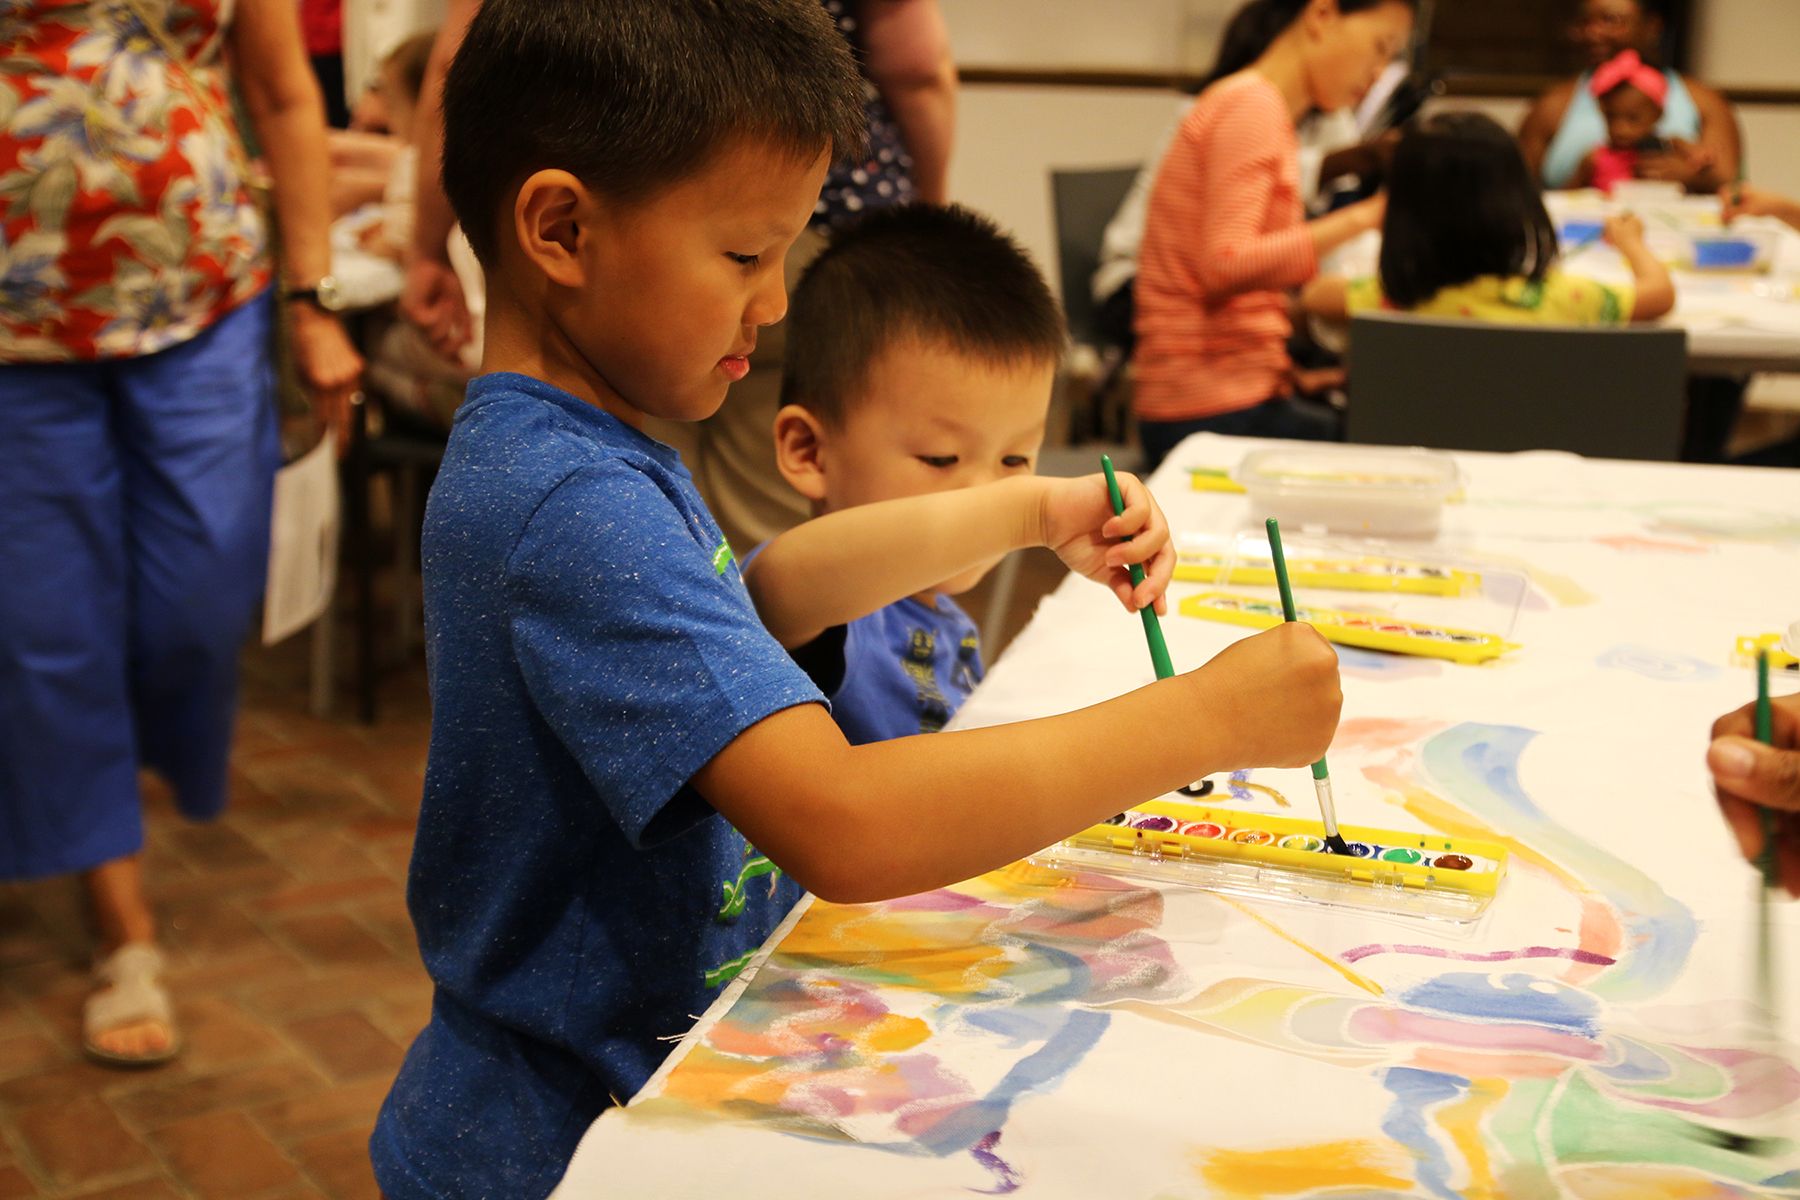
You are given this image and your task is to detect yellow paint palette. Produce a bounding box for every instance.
[1031,800,1509,923]
[1175,550,1480,596]
[1179,592,1518,665]
[1187,467,1248,493]
[1735,634,1799,671]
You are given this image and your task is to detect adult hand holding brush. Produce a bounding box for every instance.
[1710,688,1800,896]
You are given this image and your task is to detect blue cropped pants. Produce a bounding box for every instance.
[0,293,279,880]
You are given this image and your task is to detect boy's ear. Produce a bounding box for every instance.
[772,403,830,502]
[513,169,593,289]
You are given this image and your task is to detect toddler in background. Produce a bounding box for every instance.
[1574,50,1672,194]
[352,32,435,261]
[746,204,1063,743]
[1304,112,1674,326]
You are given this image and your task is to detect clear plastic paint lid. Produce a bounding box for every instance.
[1234,446,1464,539]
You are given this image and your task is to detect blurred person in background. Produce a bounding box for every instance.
[0,0,360,1065]
[398,0,957,554]
[1132,0,1410,472]
[1519,0,1738,193]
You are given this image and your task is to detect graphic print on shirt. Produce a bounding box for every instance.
[716,849,779,924]
[710,539,734,575]
[903,628,953,734]
[706,844,783,988]
[952,630,983,695]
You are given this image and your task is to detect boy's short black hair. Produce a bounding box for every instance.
[442,0,867,264]
[782,204,1066,425]
[1378,112,1559,310]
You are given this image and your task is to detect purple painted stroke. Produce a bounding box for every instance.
[1341,943,1617,966]
[969,1131,1022,1194]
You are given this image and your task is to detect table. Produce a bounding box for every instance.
[554,436,1800,1199]
[1323,191,1800,374]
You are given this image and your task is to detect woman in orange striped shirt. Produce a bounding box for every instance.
[1135,0,1412,470]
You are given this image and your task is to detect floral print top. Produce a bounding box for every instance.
[0,0,268,362]
[813,0,914,230]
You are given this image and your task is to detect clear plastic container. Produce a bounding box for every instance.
[1233,445,1463,538]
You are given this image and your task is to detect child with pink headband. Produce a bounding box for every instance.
[1575,50,1680,194]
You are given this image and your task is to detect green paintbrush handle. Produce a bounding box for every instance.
[1102,455,1175,680]
[1755,651,1778,886]
[1267,518,1333,784]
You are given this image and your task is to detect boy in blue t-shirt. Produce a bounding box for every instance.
[372,2,1343,1196]
[746,204,1065,743]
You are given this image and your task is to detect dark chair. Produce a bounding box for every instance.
[342,394,447,723]
[1346,314,1689,461]
[1050,166,1140,444]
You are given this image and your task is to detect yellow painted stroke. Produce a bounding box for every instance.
[1215,894,1384,995]
[1436,1076,1509,1199]
[1193,1139,1415,1197]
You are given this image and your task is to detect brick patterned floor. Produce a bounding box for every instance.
[0,625,431,1200]
[0,546,1067,1200]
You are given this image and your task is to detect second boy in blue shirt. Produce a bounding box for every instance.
[747,204,1062,743]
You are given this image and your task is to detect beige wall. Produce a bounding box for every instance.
[1691,0,1800,87]
[946,86,1188,296]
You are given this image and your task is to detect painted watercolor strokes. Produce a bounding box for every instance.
[615,719,1799,1198]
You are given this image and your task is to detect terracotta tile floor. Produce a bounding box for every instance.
[0,623,431,1200]
[0,546,1067,1200]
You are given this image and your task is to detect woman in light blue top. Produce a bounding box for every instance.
[1518,0,1738,193]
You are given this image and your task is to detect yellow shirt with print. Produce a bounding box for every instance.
[1346,270,1635,326]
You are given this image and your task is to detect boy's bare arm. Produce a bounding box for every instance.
[743,474,1172,649]
[693,622,1342,903]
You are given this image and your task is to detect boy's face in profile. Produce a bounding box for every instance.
[792,337,1054,596]
[1600,84,1661,150]
[544,139,829,426]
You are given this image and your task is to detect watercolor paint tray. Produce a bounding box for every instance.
[1179,592,1518,665]
[1174,546,1481,596]
[1187,466,1248,493]
[1031,801,1509,924]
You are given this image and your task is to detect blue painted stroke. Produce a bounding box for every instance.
[1421,724,1697,1002]
[1380,1067,1468,1200]
[914,1009,1111,1157]
[1596,643,1721,683]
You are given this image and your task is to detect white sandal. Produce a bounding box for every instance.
[84,943,181,1067]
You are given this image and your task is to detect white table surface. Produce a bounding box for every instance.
[554,437,1800,1199]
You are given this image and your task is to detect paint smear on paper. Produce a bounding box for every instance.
[1192,1138,1414,1197]
[1342,943,1617,967]
[1596,643,1722,683]
[1593,534,1709,554]
[1420,724,1697,1002]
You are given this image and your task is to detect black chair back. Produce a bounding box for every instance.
[1050,167,1140,348]
[1347,314,1689,461]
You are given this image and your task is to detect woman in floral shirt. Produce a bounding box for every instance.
[0,0,360,1065]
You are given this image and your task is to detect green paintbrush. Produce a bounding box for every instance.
[1101,455,1174,680]
[1753,648,1778,1031]
[1266,518,1353,856]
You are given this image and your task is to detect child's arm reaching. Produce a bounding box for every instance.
[1603,213,1675,320]
[693,620,1342,903]
[1299,275,1349,322]
[744,473,1173,650]
[1721,184,1800,232]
